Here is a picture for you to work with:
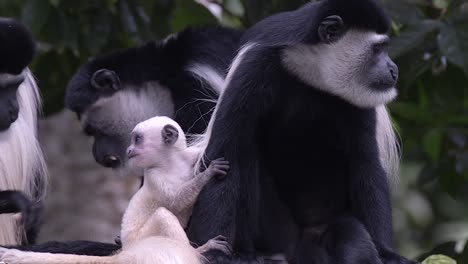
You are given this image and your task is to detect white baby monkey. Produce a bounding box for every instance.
[0,116,231,264]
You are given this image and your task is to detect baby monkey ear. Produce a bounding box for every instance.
[162,124,179,145]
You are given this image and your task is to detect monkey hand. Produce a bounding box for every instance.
[0,191,39,228]
[197,235,232,256]
[205,158,230,180]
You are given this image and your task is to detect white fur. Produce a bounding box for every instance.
[376,105,401,186]
[82,82,175,138]
[81,82,175,178]
[281,30,398,108]
[187,63,225,95]
[0,117,229,264]
[0,69,47,245]
[192,43,257,173]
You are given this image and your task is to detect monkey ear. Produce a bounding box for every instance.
[318,15,345,44]
[91,69,121,92]
[162,124,179,145]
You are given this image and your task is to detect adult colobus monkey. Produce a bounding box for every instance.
[188,0,419,263]
[0,18,47,245]
[4,26,241,256]
[66,26,241,178]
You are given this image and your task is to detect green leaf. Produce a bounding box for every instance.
[21,0,51,35]
[383,0,425,25]
[389,20,441,58]
[225,0,245,16]
[389,102,433,123]
[446,0,468,17]
[423,128,444,162]
[81,11,112,54]
[422,254,457,264]
[170,0,218,32]
[49,0,60,7]
[433,0,448,10]
[417,80,429,110]
[438,17,468,73]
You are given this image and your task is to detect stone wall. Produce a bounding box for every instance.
[37,110,141,243]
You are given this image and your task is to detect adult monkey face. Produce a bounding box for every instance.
[283,11,399,108]
[0,17,36,131]
[0,73,23,131]
[317,15,399,92]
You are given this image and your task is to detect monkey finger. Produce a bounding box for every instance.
[212,235,228,241]
[213,169,228,175]
[212,241,232,256]
[213,160,229,164]
[215,174,228,180]
[214,164,230,170]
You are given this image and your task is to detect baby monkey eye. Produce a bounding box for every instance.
[133,134,143,145]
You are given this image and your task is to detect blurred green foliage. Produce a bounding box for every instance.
[1,0,467,261]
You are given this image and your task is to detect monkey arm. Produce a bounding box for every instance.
[171,158,229,213]
[187,45,280,259]
[0,191,31,214]
[347,115,395,253]
[170,174,210,213]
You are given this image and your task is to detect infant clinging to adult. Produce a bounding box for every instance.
[0,116,230,264]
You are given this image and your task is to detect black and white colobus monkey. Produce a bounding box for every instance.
[188,0,419,263]
[66,26,242,177]
[0,18,47,245]
[4,26,242,256]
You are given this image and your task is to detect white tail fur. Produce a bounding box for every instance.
[190,43,258,174]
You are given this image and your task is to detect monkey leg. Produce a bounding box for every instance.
[297,217,382,264]
[0,247,116,264]
[136,207,190,245]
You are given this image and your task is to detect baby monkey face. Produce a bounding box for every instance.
[126,117,182,169]
[126,131,150,169]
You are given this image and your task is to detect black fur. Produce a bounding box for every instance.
[240,0,390,46]
[0,18,36,75]
[8,241,120,256]
[66,25,242,133]
[66,25,242,168]
[187,1,417,263]
[0,191,43,245]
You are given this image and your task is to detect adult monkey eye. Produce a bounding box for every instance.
[318,15,345,44]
